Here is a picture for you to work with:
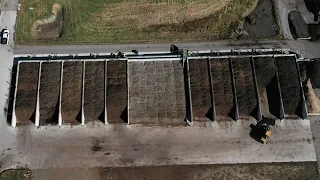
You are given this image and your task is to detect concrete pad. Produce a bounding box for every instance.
[3,119,315,170]
[309,116,320,172]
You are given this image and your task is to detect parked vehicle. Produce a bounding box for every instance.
[1,29,9,45]
[250,123,272,144]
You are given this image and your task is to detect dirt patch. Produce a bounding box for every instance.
[39,62,61,125]
[275,56,301,116]
[98,0,229,29]
[31,4,63,40]
[61,61,82,125]
[189,59,212,121]
[84,61,105,123]
[128,61,186,125]
[106,60,127,123]
[243,0,279,38]
[305,79,320,113]
[96,162,319,180]
[29,162,319,180]
[15,62,40,125]
[309,60,320,89]
[92,140,102,152]
[232,58,257,118]
[210,58,234,120]
[253,57,281,118]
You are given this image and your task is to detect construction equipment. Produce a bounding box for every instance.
[250,123,272,144]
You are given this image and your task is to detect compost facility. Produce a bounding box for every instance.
[10,49,308,127]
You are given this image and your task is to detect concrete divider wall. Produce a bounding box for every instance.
[35,62,42,127]
[207,58,216,122]
[81,60,85,125]
[229,58,239,121]
[272,57,285,120]
[294,55,308,119]
[251,57,263,121]
[126,61,130,125]
[104,60,108,125]
[184,52,193,124]
[58,61,63,126]
[11,61,21,127]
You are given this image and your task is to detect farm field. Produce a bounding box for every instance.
[16,0,259,44]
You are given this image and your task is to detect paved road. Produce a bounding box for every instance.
[278,0,294,39]
[0,0,18,170]
[14,40,320,59]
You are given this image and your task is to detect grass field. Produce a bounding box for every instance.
[0,169,30,180]
[16,0,257,44]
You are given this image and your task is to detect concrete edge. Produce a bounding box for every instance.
[11,61,21,127]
